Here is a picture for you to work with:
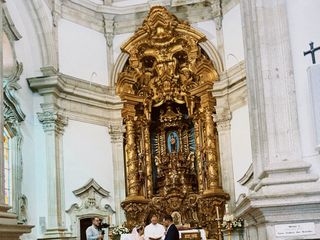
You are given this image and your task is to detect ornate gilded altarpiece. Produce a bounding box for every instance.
[116,6,228,239]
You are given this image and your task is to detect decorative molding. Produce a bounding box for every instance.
[212,60,246,98]
[112,40,224,87]
[108,122,125,143]
[4,62,26,122]
[37,111,68,133]
[212,60,247,112]
[237,163,253,186]
[73,178,110,198]
[103,14,115,42]
[199,41,224,73]
[66,179,115,237]
[2,46,27,225]
[28,67,123,126]
[214,110,232,132]
[18,194,28,224]
[2,5,22,41]
[60,0,221,34]
[25,0,58,67]
[211,0,223,30]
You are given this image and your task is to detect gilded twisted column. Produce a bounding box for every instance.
[204,107,220,191]
[194,116,204,193]
[125,116,140,197]
[143,123,152,198]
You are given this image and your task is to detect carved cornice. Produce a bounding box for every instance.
[73,178,110,198]
[37,111,68,133]
[212,60,246,97]
[60,0,222,34]
[212,61,247,111]
[28,67,123,126]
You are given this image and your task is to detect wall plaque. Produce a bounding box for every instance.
[275,222,315,237]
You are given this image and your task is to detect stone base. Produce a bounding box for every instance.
[235,172,320,240]
[223,229,244,240]
[0,205,33,240]
[38,228,76,240]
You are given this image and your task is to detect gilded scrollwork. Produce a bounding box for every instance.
[116,6,228,239]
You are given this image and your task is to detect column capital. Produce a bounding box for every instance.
[37,111,68,134]
[213,111,232,131]
[108,123,125,143]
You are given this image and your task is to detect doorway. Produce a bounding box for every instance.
[80,218,92,240]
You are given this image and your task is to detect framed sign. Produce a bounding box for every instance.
[181,232,201,240]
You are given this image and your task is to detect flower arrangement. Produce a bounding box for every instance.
[221,204,244,230]
[222,217,244,229]
[112,225,130,236]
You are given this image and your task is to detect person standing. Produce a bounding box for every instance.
[163,215,179,240]
[144,215,166,240]
[86,217,104,240]
[131,225,144,240]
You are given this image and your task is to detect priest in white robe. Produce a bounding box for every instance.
[144,215,166,240]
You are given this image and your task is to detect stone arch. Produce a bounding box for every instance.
[25,0,58,68]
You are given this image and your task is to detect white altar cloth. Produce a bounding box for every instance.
[121,229,206,240]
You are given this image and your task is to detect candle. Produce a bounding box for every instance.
[225,204,229,214]
[215,206,220,219]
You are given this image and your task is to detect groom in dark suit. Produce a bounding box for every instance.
[163,215,180,240]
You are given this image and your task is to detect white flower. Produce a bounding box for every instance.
[112,226,130,236]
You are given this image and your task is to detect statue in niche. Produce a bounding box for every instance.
[167,132,179,153]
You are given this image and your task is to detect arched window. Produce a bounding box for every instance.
[4,128,12,206]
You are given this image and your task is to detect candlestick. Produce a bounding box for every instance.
[215,206,220,219]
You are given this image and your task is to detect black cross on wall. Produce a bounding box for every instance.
[303,42,320,64]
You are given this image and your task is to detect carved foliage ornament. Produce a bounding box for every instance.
[116,6,218,117]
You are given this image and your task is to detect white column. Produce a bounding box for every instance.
[307,65,320,151]
[215,111,236,210]
[241,0,309,183]
[37,111,74,239]
[237,0,320,239]
[108,124,126,225]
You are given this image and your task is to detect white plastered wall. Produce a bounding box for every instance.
[286,0,320,176]
[222,3,244,69]
[58,19,108,85]
[230,105,252,200]
[192,20,217,47]
[113,32,133,63]
[63,120,114,228]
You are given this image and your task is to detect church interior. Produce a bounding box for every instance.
[0,0,320,240]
